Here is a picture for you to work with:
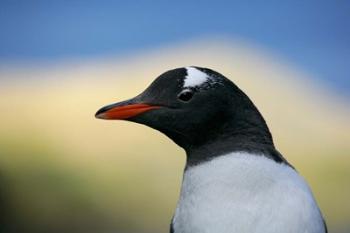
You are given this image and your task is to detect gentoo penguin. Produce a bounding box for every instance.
[95,67,327,233]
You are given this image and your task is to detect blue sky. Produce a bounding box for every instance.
[0,1,349,96]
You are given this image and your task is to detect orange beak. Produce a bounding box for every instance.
[95,103,161,120]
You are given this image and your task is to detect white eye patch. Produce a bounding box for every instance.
[183,67,210,88]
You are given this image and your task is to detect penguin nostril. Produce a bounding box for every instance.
[178,90,194,102]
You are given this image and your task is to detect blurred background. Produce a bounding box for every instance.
[0,1,349,233]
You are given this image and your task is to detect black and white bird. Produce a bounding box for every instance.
[96,67,327,233]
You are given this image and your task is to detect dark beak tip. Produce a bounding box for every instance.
[95,107,107,119]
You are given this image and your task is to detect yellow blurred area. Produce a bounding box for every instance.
[0,39,349,233]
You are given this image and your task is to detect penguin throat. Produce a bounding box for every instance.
[183,116,287,168]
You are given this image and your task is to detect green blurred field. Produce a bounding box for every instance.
[1,39,349,233]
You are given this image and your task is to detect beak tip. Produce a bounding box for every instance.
[95,108,106,119]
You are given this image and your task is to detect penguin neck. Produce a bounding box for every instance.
[184,106,287,167]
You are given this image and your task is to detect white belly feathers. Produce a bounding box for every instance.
[173,152,325,233]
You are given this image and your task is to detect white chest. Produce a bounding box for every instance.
[173,152,325,233]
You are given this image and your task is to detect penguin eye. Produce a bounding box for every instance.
[178,89,194,102]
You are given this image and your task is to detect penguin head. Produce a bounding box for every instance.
[96,67,272,153]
